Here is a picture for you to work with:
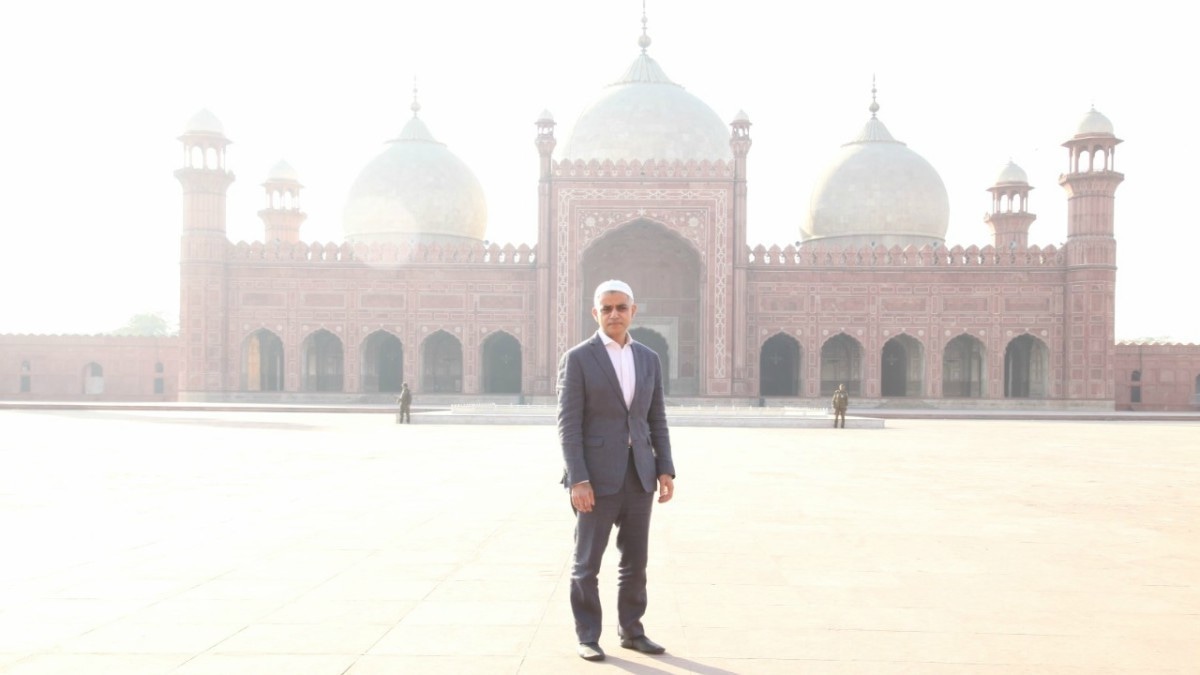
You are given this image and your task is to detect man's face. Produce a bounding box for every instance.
[592,291,636,343]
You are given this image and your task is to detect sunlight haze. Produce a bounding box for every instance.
[0,0,1193,341]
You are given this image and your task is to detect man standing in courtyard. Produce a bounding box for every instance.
[558,279,676,662]
[832,383,849,428]
[396,383,412,424]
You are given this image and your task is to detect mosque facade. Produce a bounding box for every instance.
[2,26,1199,410]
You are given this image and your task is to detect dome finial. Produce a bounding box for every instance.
[869,75,880,118]
[411,77,421,118]
[638,0,652,53]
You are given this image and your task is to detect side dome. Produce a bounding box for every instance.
[184,108,225,136]
[343,111,487,244]
[802,102,949,249]
[556,38,730,163]
[1074,106,1114,137]
[995,160,1028,185]
[267,159,300,183]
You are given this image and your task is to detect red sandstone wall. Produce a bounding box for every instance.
[0,335,179,400]
[1114,343,1200,410]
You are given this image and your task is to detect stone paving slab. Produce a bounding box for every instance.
[1,409,1197,673]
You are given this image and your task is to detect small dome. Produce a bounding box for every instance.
[733,109,750,123]
[1075,107,1114,136]
[557,52,731,163]
[343,114,487,244]
[267,160,300,183]
[184,108,225,136]
[537,109,555,123]
[995,160,1028,185]
[802,111,949,248]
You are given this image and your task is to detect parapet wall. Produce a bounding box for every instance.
[228,240,536,265]
[747,243,1066,268]
[1114,341,1200,410]
[552,158,735,179]
[0,334,179,400]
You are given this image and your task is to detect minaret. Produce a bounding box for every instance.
[730,109,752,255]
[258,160,306,243]
[534,108,557,395]
[1058,106,1123,402]
[175,108,234,399]
[984,160,1036,250]
[730,109,753,392]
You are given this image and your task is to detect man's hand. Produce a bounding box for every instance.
[657,474,674,503]
[570,481,595,513]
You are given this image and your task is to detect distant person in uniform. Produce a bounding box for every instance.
[831,383,848,429]
[396,383,412,424]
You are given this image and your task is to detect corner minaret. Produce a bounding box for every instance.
[175,108,234,399]
[1058,106,1123,403]
[984,160,1036,250]
[258,160,306,244]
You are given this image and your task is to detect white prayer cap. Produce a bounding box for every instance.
[593,279,634,304]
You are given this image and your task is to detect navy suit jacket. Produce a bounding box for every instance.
[557,332,675,497]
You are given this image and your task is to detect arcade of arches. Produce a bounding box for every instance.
[757,332,1050,400]
[235,325,1051,400]
[237,328,523,395]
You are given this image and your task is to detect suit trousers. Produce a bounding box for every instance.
[570,450,654,643]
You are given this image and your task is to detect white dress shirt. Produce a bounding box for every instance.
[598,330,636,409]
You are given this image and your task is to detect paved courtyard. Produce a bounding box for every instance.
[0,409,1197,674]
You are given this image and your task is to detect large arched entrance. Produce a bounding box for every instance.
[243,329,284,392]
[361,331,403,393]
[881,334,924,397]
[302,329,343,392]
[821,334,863,396]
[422,330,462,393]
[943,334,985,398]
[1004,334,1048,398]
[481,331,521,394]
[630,327,670,396]
[581,220,702,395]
[760,333,800,397]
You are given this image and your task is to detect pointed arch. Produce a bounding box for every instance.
[242,329,284,392]
[581,219,703,395]
[820,333,863,396]
[361,330,403,393]
[481,331,521,394]
[760,332,801,397]
[882,334,925,397]
[1004,334,1049,398]
[422,330,462,393]
[301,329,343,392]
[943,334,985,398]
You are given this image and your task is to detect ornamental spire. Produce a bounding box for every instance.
[410,77,421,118]
[869,75,880,118]
[638,1,651,53]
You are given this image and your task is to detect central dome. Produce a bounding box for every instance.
[557,41,731,163]
[343,109,487,245]
[802,101,949,249]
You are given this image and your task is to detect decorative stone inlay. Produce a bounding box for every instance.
[555,187,730,378]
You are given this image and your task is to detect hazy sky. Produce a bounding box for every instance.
[1,0,1194,341]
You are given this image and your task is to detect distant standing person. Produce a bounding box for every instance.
[396,383,412,424]
[831,383,848,429]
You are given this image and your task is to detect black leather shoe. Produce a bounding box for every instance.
[620,634,666,654]
[577,642,605,661]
